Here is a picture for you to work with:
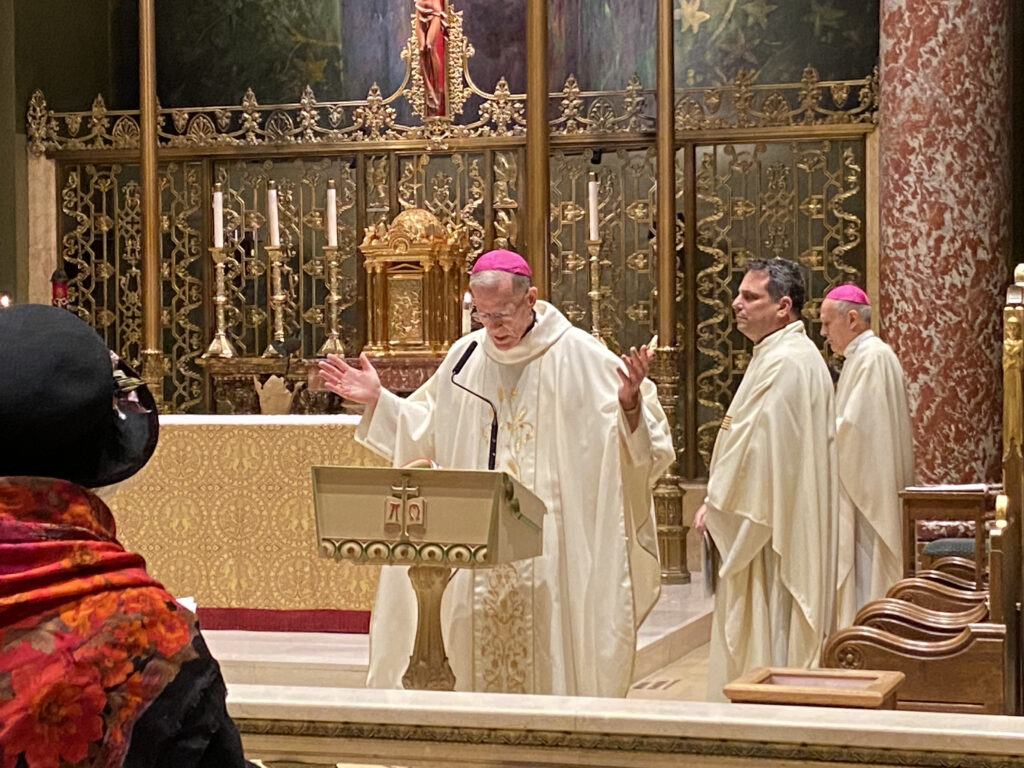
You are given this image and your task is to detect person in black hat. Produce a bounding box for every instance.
[0,304,251,768]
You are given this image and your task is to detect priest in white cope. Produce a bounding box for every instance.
[820,284,915,628]
[694,258,838,701]
[318,249,674,696]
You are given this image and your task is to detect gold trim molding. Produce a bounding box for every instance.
[320,538,488,567]
[235,718,1024,768]
[27,68,877,156]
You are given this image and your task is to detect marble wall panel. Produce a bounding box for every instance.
[879,0,1010,483]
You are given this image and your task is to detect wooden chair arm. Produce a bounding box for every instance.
[853,598,988,641]
[826,624,1002,662]
[886,577,989,612]
[927,556,982,584]
[915,567,979,591]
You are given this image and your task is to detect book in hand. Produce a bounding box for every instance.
[702,529,719,597]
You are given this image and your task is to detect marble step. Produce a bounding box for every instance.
[206,578,712,690]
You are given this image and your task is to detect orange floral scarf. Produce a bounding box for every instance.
[0,477,199,768]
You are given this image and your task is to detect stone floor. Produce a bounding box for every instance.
[206,576,713,696]
[628,640,710,701]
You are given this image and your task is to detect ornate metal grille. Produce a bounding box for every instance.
[36,60,875,472]
[693,139,866,466]
[214,157,361,360]
[548,147,662,354]
[59,161,206,413]
[397,152,488,254]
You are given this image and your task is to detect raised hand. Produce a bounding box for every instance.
[616,344,654,411]
[616,343,654,432]
[317,352,383,406]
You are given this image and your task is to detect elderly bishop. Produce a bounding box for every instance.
[820,285,915,627]
[319,249,674,697]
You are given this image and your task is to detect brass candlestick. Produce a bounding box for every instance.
[318,245,344,356]
[262,243,287,357]
[202,245,237,358]
[586,238,605,342]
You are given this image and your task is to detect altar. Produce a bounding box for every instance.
[106,415,387,631]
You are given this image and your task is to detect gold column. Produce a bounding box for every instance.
[656,0,676,349]
[402,565,456,691]
[1002,264,1024,715]
[525,0,549,298]
[681,144,698,478]
[652,0,688,584]
[138,0,163,405]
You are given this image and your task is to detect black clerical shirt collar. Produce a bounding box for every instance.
[519,309,538,341]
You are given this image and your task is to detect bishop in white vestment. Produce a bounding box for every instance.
[820,285,914,627]
[319,249,674,697]
[696,260,838,701]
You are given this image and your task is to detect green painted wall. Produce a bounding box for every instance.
[3,1,116,300]
[14,0,114,115]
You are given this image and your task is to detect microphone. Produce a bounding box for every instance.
[449,340,499,470]
[452,340,477,375]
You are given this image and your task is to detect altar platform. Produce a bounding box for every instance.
[109,413,713,691]
[227,684,1024,768]
[216,584,1024,768]
[204,580,712,691]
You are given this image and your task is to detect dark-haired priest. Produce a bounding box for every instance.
[695,258,838,701]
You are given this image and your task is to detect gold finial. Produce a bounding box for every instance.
[1014,263,1024,286]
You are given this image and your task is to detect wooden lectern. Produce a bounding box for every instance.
[311,465,546,690]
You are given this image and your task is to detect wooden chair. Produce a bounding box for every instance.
[884,577,988,612]
[900,485,998,585]
[823,623,1005,714]
[914,565,980,591]
[822,529,1006,713]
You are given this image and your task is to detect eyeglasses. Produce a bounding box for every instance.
[470,293,529,326]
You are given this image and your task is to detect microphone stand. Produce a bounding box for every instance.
[450,341,499,470]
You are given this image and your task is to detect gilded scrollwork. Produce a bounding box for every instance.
[162,162,205,412]
[692,139,865,468]
[388,278,424,344]
[28,68,876,155]
[549,148,658,356]
[397,153,487,257]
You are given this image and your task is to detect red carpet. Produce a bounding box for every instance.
[196,607,370,633]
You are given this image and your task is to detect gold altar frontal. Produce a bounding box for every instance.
[106,415,387,617]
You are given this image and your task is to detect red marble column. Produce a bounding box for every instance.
[879,0,1010,483]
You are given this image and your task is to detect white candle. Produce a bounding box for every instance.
[267,181,280,246]
[587,172,599,241]
[326,180,338,247]
[212,183,224,248]
[462,291,472,335]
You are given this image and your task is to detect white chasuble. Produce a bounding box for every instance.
[356,301,674,696]
[705,321,838,700]
[835,331,915,627]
